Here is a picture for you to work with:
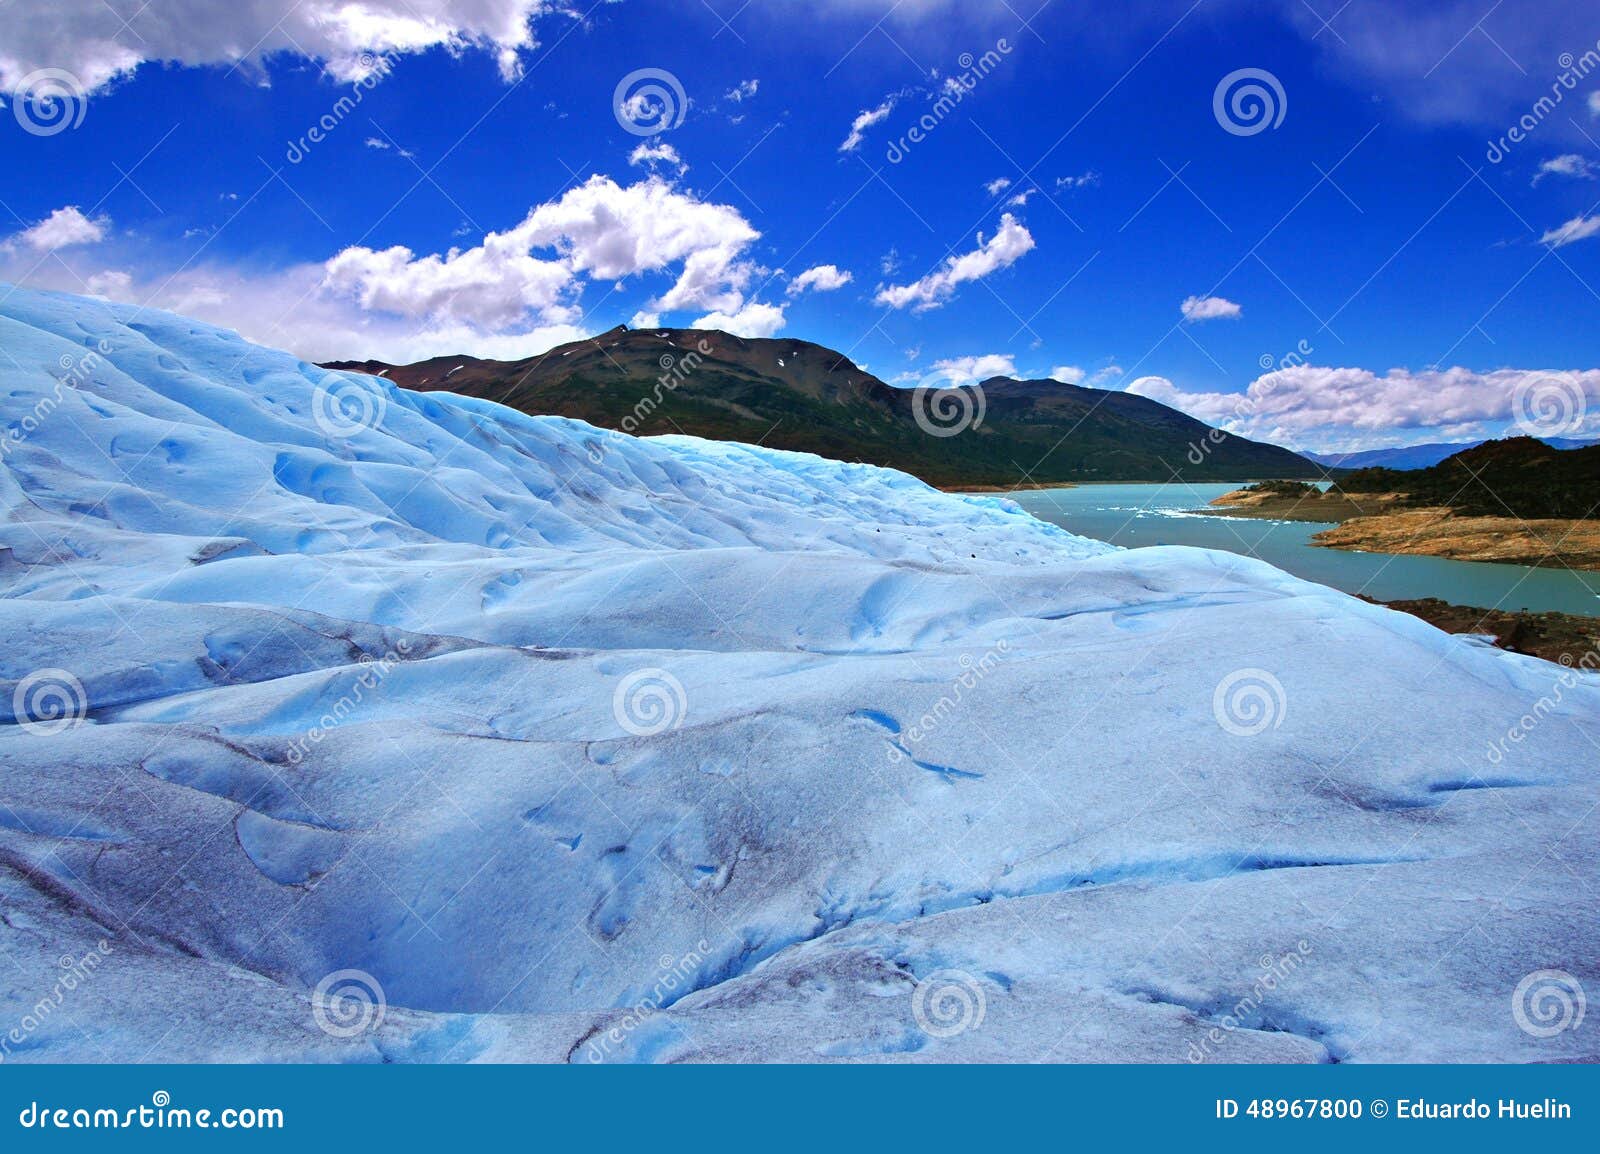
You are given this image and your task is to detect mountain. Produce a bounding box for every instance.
[1338,436,1600,518]
[4,285,1598,1063]
[326,327,1321,486]
[1308,436,1600,470]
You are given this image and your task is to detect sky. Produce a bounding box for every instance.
[1,0,1598,453]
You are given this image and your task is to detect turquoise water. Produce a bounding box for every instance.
[1012,481,1600,618]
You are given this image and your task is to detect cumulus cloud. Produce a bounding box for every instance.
[628,140,687,175]
[0,1,563,94]
[1180,294,1242,323]
[929,354,1018,384]
[6,255,589,364]
[1532,154,1599,184]
[324,175,763,335]
[786,264,853,295]
[84,270,133,298]
[4,174,775,364]
[8,206,109,251]
[1127,365,1600,451]
[323,238,574,330]
[840,96,897,152]
[1053,363,1123,388]
[984,177,1012,196]
[1055,171,1100,191]
[1540,214,1600,247]
[875,214,1035,311]
[725,79,759,102]
[692,301,786,338]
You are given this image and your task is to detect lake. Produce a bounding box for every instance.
[1012,481,1600,618]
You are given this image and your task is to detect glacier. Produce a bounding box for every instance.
[0,284,1596,1063]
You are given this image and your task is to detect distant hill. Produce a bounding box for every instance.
[325,327,1320,486]
[1337,437,1600,519]
[1308,436,1598,471]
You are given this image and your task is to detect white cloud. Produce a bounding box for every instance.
[875,214,1035,310]
[0,1,563,94]
[692,301,786,338]
[1055,171,1100,191]
[1279,0,1596,128]
[628,140,687,175]
[364,136,415,158]
[7,256,588,364]
[1050,363,1122,387]
[984,177,1012,196]
[629,310,661,330]
[84,269,132,298]
[1007,189,1036,206]
[1591,92,1600,117]
[1540,214,1600,247]
[1126,365,1600,452]
[325,175,764,332]
[840,96,897,152]
[1180,294,1242,323]
[931,353,1017,384]
[323,237,576,330]
[786,264,853,295]
[725,79,759,102]
[3,175,777,361]
[8,206,109,251]
[1532,154,1599,184]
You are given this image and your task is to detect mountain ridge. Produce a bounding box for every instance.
[324,325,1322,486]
[1306,436,1599,471]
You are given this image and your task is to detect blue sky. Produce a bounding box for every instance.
[1,0,1598,451]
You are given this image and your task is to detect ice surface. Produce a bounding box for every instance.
[0,285,1596,1063]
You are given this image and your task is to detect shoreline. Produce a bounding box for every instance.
[1365,597,1600,667]
[1204,488,1600,572]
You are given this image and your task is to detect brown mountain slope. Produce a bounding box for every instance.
[326,326,1321,487]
